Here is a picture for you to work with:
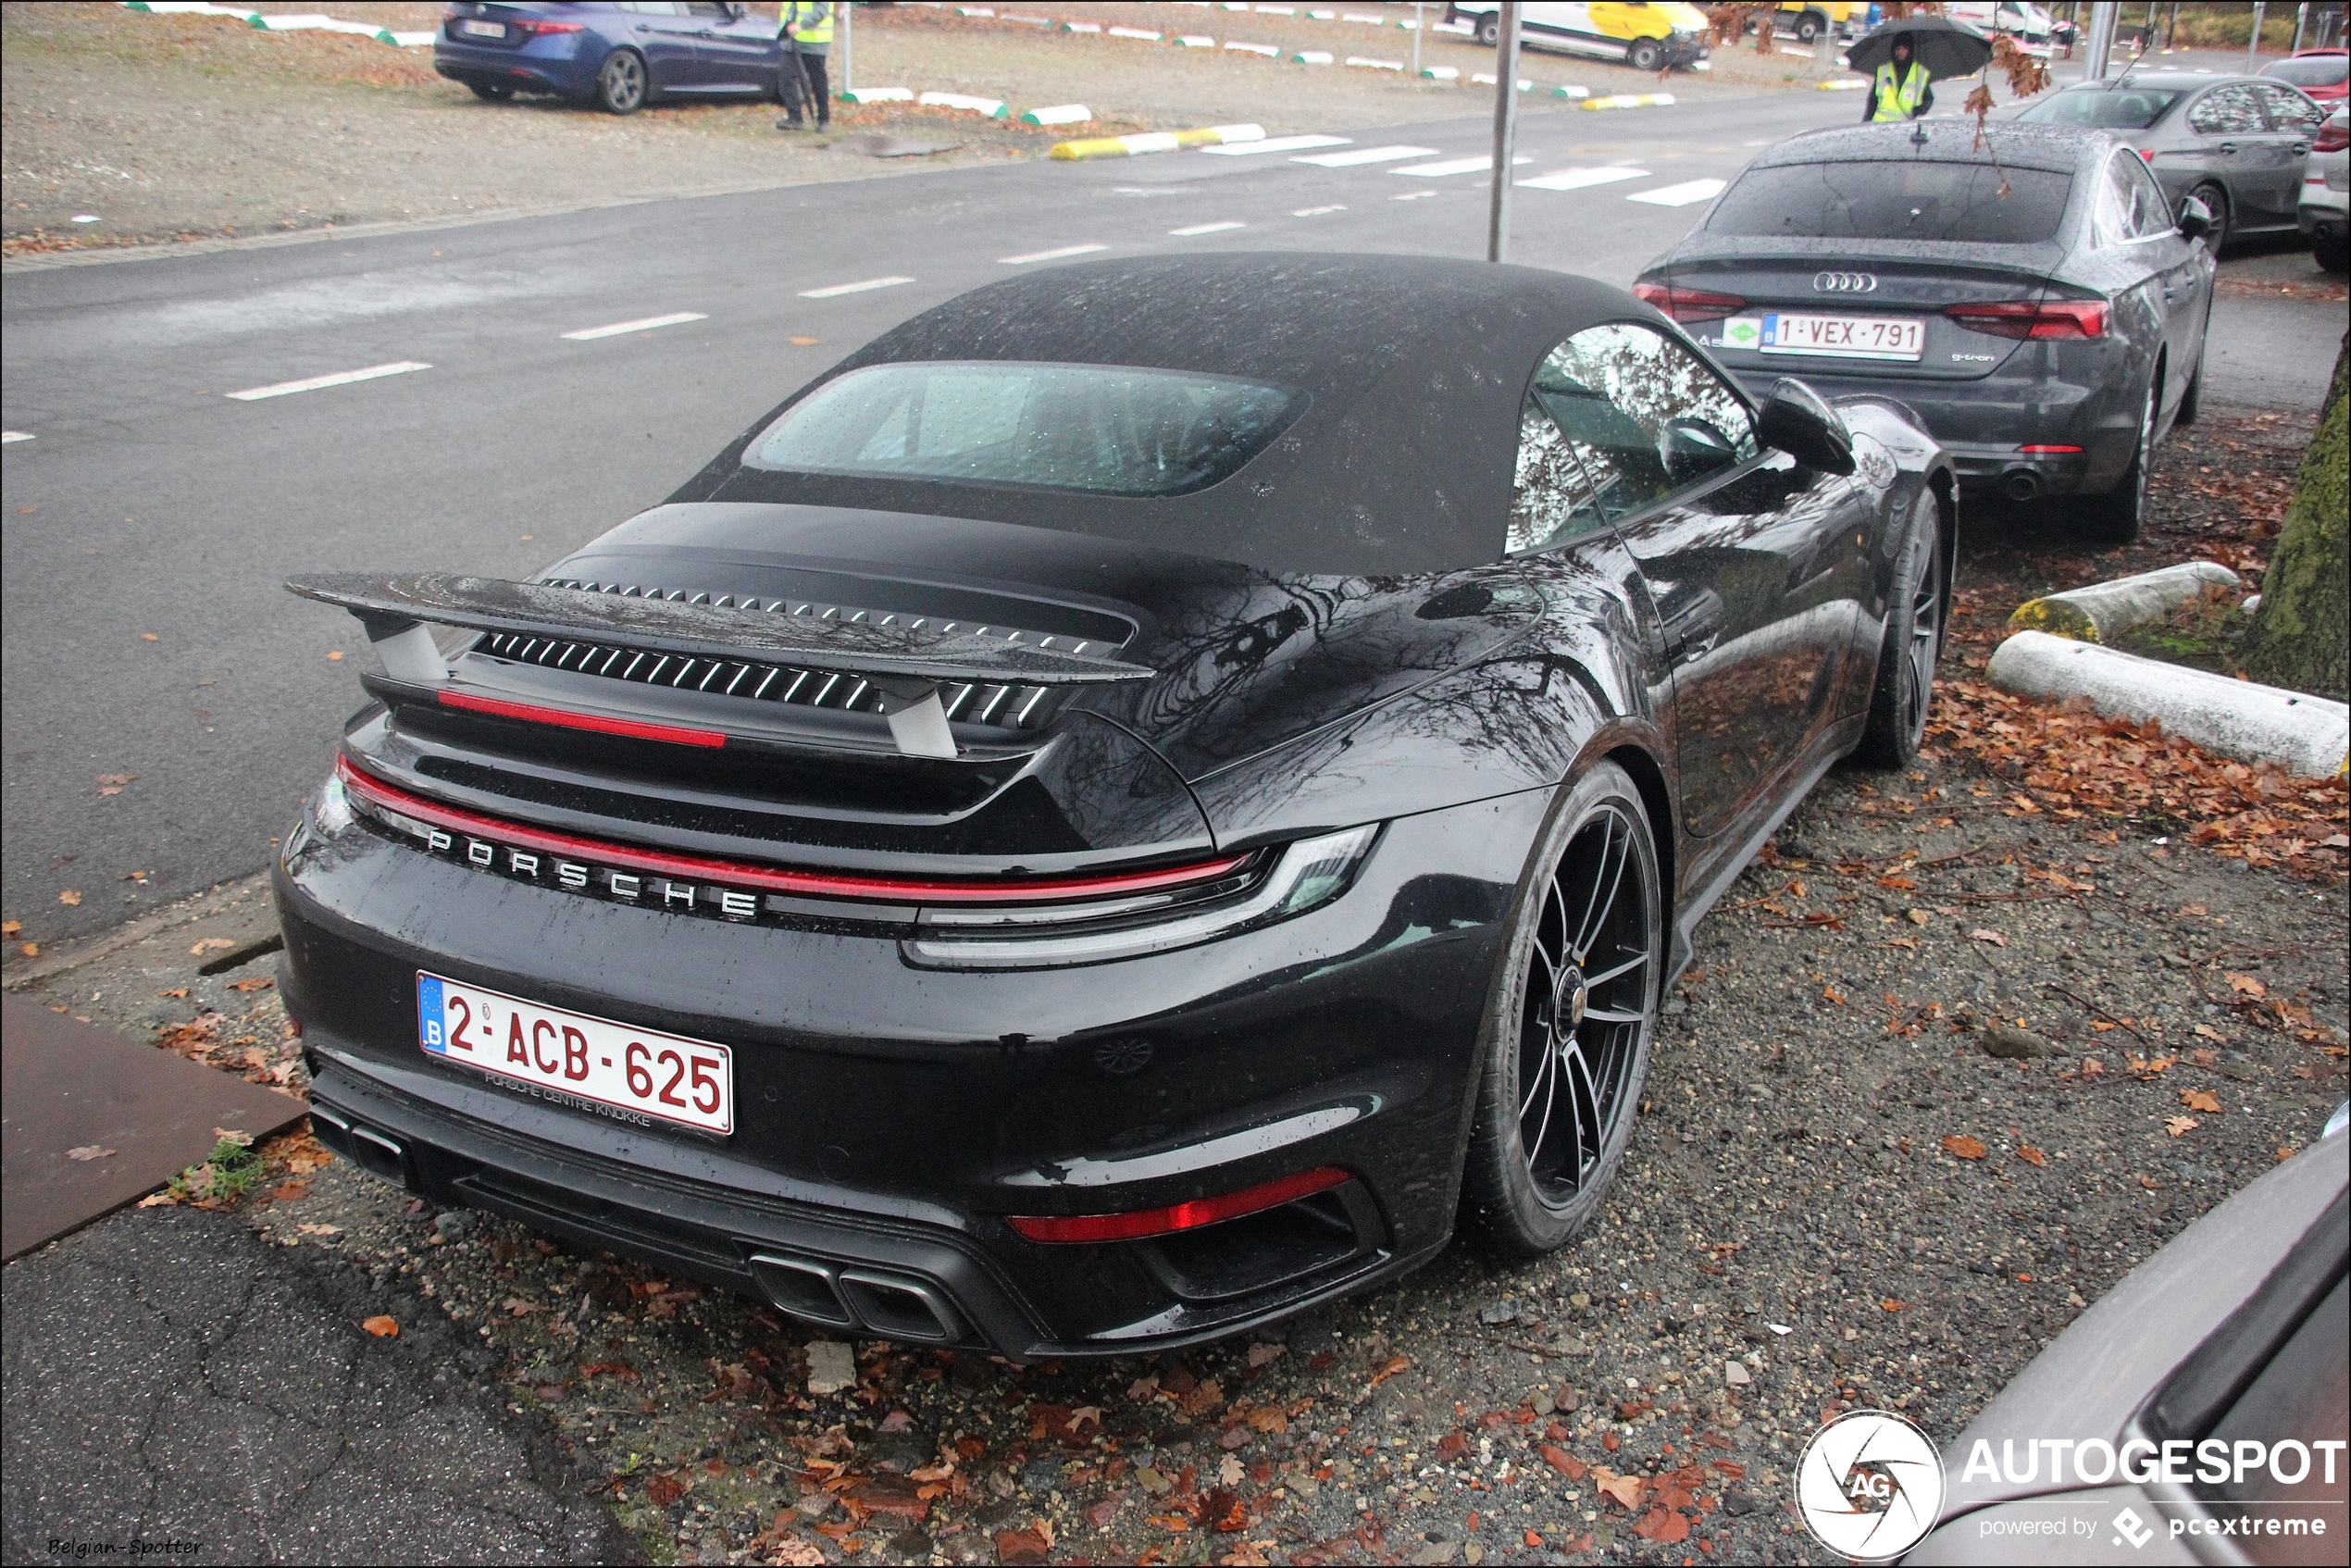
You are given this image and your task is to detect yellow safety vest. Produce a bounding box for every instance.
[1872,59,1927,121]
[780,2,832,47]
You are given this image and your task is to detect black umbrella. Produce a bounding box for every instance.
[1846,15,1995,81]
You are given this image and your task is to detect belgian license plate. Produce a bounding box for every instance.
[1756,312,1924,361]
[417,972,733,1134]
[459,18,506,37]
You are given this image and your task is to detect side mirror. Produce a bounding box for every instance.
[2178,193,2215,243]
[1754,378,1856,477]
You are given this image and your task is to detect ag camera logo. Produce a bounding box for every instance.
[1796,1409,1947,1561]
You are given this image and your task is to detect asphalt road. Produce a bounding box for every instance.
[0,84,2333,943]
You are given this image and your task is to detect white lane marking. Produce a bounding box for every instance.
[1627,177,1727,206]
[1390,191,1438,201]
[1,430,32,443]
[1199,132,1352,156]
[561,312,708,342]
[1169,221,1247,236]
[1391,155,1533,178]
[798,276,915,298]
[1291,205,1348,216]
[1518,166,1649,191]
[1292,143,1440,168]
[998,243,1111,265]
[225,361,430,402]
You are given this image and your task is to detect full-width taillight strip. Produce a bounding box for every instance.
[438,689,728,749]
[1007,1166,1351,1245]
[335,756,1254,905]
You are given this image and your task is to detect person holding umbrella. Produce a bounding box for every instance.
[1867,33,1934,121]
[775,1,833,132]
[1846,15,1996,123]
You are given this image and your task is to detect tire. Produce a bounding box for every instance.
[1629,38,1664,71]
[595,48,648,115]
[467,81,514,102]
[2175,330,2205,428]
[1852,489,1947,769]
[2184,182,2230,255]
[1474,13,1499,46]
[2318,233,2350,274]
[1794,11,1824,43]
[1462,762,1662,1257]
[2072,372,2158,546]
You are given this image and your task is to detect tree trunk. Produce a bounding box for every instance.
[2243,332,2349,702]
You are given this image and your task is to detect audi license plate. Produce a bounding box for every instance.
[458,18,506,37]
[1755,312,1923,362]
[417,972,733,1134]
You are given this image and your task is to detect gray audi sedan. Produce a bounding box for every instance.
[1635,121,2213,544]
[2014,70,2328,255]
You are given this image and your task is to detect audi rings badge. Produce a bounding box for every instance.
[1812,271,1880,293]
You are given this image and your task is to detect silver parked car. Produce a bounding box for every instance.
[1635,121,2214,544]
[1906,1106,2347,1563]
[2015,71,2328,255]
[2303,107,2348,273]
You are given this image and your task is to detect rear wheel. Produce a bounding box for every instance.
[467,81,514,102]
[1793,9,1825,43]
[2318,232,2350,274]
[2175,330,2206,427]
[1628,37,1664,71]
[1462,763,1661,1257]
[595,48,648,115]
[1853,490,1946,769]
[2184,181,2230,254]
[2072,374,2157,546]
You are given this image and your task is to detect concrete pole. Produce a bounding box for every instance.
[1486,2,1521,264]
[2248,2,2267,64]
[2292,2,2308,53]
[840,1,852,95]
[2083,2,2114,81]
[1412,2,1424,78]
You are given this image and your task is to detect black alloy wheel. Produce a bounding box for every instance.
[467,81,515,101]
[2184,182,2230,255]
[1463,762,1661,1256]
[1474,12,1499,46]
[2073,372,2157,546]
[596,49,648,115]
[1854,490,1947,768]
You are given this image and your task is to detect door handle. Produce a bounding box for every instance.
[2292,143,2309,155]
[2217,142,2239,154]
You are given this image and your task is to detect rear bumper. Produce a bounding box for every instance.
[274,789,1540,1354]
[433,37,598,95]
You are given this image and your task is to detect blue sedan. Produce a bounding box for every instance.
[434,2,785,116]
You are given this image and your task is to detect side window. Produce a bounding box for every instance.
[2122,153,2174,237]
[2094,154,2137,244]
[2188,85,2265,135]
[2255,83,2325,133]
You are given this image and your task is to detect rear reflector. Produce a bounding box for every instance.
[438,689,727,749]
[335,755,1255,905]
[1633,281,1747,323]
[1008,1166,1350,1244]
[1943,299,2107,340]
[2018,444,2084,454]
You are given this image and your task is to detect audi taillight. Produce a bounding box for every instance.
[1634,281,1747,323]
[509,17,585,35]
[2314,118,2350,153]
[1943,299,2106,340]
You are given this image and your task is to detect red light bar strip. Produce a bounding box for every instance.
[1007,1166,1350,1245]
[336,756,1253,905]
[437,689,727,750]
[2018,444,2084,454]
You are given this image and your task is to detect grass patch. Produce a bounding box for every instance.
[2107,586,2254,679]
[170,1132,264,1203]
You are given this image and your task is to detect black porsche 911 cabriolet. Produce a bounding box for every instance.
[279,255,1955,1358]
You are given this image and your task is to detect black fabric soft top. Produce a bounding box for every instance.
[672,254,1646,575]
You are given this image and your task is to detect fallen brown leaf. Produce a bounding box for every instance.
[1942,1134,1987,1161]
[2181,1089,2222,1114]
[1592,1467,1646,1511]
[1967,928,2005,947]
[66,1145,116,1162]
[56,890,81,906]
[2017,1145,2048,1167]
[2167,1115,2200,1138]
[360,1315,399,1338]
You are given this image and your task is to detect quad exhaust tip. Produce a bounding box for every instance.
[748,1251,964,1343]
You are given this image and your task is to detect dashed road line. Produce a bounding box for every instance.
[1391,155,1534,178]
[1169,221,1248,236]
[561,312,708,342]
[798,276,916,298]
[224,361,431,402]
[1518,166,1650,191]
[1627,178,1727,206]
[1200,133,1352,156]
[1292,143,1440,168]
[1390,191,1439,201]
[2,430,32,444]
[1291,205,1349,217]
[999,243,1111,264]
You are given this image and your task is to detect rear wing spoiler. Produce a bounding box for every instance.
[286,572,1152,760]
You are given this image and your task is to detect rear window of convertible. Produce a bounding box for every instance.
[741,361,1306,498]
[1707,160,2074,244]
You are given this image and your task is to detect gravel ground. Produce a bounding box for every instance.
[12,396,2345,1566]
[4,2,1798,255]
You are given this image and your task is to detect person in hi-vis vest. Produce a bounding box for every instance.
[776,1,833,131]
[1865,33,1934,122]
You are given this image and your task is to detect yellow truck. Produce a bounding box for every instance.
[1447,2,1712,73]
[1773,2,1863,45]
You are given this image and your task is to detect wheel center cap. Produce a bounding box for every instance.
[1561,965,1587,1028]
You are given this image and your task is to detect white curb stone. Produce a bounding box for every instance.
[919,91,1008,117]
[1988,630,2351,778]
[1347,56,1405,69]
[1298,49,1337,63]
[2008,561,2241,642]
[840,86,914,104]
[1021,104,1092,125]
